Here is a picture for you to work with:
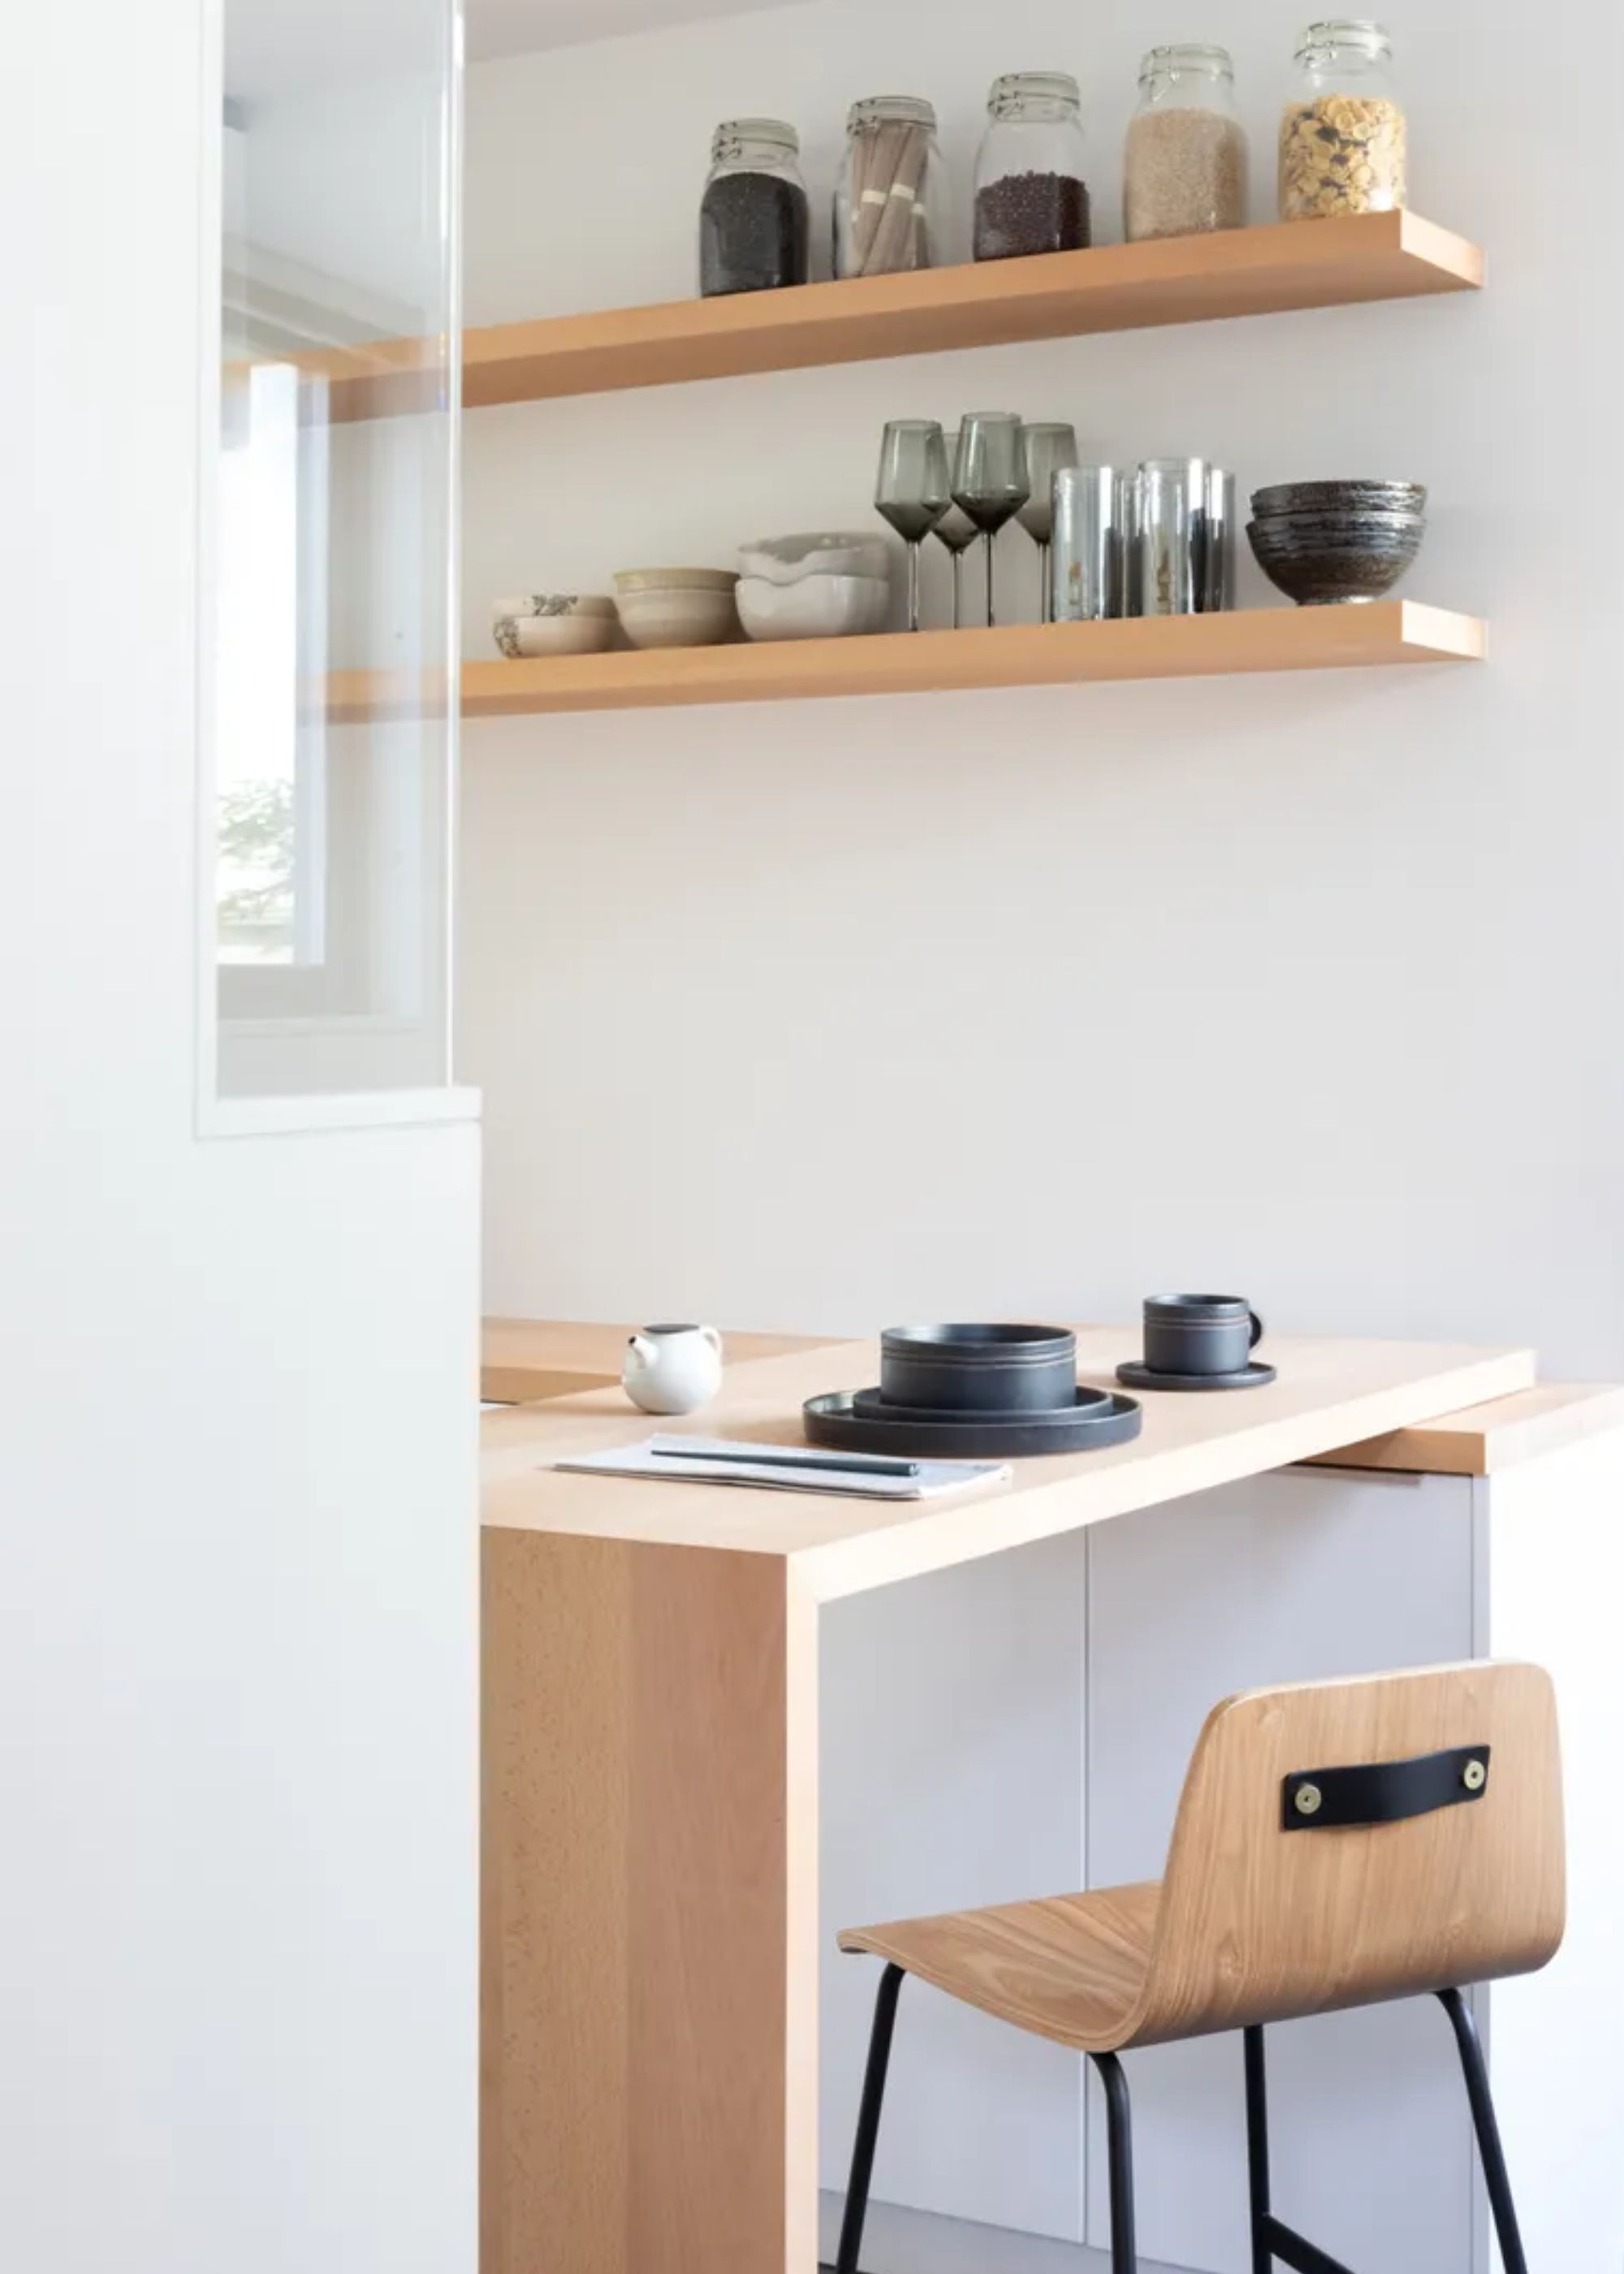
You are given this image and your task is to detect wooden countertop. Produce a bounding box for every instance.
[480,1328,1539,1603]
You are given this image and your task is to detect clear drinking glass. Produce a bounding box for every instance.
[931,430,980,630]
[1017,423,1079,623]
[875,420,952,633]
[953,415,1030,629]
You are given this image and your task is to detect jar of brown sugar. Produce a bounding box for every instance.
[1280,19,1406,220]
[1125,45,1248,242]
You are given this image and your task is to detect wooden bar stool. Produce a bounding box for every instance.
[835,1661,1563,2274]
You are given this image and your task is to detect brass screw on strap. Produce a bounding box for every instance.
[1462,1758,1488,1792]
[1294,1782,1323,1817]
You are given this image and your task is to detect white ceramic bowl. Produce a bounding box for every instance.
[492,592,616,622]
[737,532,894,586]
[736,573,892,642]
[494,612,618,659]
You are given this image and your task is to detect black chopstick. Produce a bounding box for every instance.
[650,1442,920,1480]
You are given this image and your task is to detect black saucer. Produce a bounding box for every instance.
[1116,1360,1277,1394]
[805,1388,1142,1459]
[850,1382,1115,1427]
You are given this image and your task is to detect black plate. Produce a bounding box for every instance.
[851,1382,1115,1426]
[1116,1360,1277,1394]
[805,1388,1142,1459]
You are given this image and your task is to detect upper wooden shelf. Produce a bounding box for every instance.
[324,210,1482,421]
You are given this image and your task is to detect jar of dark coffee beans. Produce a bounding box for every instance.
[974,72,1091,261]
[699,119,810,297]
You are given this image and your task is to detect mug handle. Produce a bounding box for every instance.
[1249,1311,1266,1351]
[700,1325,724,1361]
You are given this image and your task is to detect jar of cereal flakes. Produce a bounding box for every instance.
[1280,21,1406,221]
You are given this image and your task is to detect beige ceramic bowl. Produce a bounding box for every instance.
[494,611,617,659]
[612,568,739,650]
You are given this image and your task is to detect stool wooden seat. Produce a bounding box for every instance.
[835,1661,1563,2274]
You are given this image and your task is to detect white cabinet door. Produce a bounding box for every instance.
[1086,1465,1479,2274]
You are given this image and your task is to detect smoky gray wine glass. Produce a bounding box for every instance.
[875,419,952,633]
[1017,422,1079,625]
[931,430,980,629]
[953,413,1030,629]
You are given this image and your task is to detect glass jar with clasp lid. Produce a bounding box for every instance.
[974,71,1091,260]
[1280,20,1406,218]
[699,118,810,296]
[835,96,945,279]
[1125,45,1248,242]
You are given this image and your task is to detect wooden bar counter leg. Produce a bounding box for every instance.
[482,1528,818,2274]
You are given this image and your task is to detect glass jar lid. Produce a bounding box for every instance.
[848,94,938,133]
[987,70,1082,119]
[711,117,800,165]
[1294,19,1392,61]
[1138,42,1234,85]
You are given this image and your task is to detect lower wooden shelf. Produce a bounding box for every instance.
[456,603,1484,720]
[322,604,1484,725]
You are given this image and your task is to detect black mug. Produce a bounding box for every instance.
[1142,1295,1264,1377]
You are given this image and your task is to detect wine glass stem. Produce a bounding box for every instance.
[952,551,963,631]
[983,531,996,629]
[1039,539,1052,625]
[907,541,922,634]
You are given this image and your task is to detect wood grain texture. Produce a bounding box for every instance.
[479,1330,1538,1602]
[482,1529,818,2274]
[322,210,1479,419]
[456,605,1484,721]
[1313,1383,1624,1476]
[840,1662,1564,2053]
[481,1315,834,1404]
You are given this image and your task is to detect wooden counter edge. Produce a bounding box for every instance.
[481,1316,838,1405]
[1311,1383,1624,1476]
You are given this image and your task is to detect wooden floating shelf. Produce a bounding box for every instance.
[323,211,1482,421]
[426,604,1483,724]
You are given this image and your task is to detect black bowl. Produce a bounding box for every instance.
[1247,520,1421,604]
[1250,504,1426,536]
[879,1323,1078,1415]
[1252,479,1427,517]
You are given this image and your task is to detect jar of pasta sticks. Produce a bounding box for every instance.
[835,96,944,279]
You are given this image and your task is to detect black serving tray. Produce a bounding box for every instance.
[805,1387,1142,1459]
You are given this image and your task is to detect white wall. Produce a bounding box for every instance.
[459,0,1624,1374]
[0,7,477,2272]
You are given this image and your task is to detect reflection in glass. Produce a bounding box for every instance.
[214,0,459,1098]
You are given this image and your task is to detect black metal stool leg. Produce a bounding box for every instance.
[1438,1989,1531,2274]
[836,1964,905,2274]
[1090,2052,1139,2274]
[1244,2027,1272,2274]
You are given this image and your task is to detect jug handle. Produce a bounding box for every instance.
[700,1326,723,1360]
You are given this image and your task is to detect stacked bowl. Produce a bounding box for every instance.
[736,532,894,642]
[492,593,617,658]
[613,568,740,650]
[1247,479,1427,606]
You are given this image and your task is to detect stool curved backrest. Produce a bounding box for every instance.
[1132,1660,1565,2047]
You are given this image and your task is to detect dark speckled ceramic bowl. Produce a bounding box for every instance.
[1252,479,1427,517]
[1248,518,1423,604]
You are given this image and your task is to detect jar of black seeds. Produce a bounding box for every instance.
[699,119,810,297]
[974,72,1091,262]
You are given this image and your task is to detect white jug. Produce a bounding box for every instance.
[622,1324,724,1416]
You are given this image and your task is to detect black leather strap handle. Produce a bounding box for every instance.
[1282,1744,1492,1832]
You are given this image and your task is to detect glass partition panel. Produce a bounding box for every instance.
[210,0,460,1104]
